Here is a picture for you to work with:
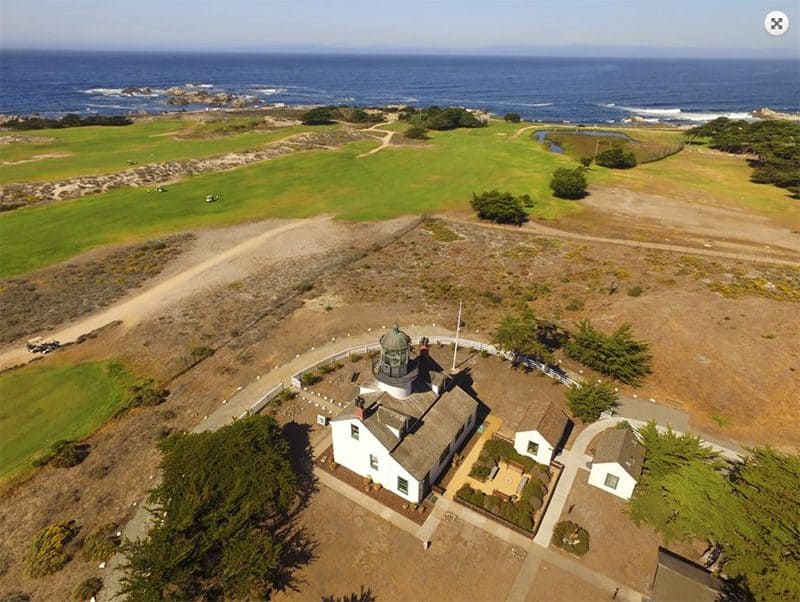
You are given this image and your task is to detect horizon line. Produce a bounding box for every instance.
[1,45,797,61]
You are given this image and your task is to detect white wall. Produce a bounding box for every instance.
[514,430,555,466]
[587,462,638,500]
[331,418,420,502]
[331,405,478,503]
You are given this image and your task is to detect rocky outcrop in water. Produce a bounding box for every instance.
[750,107,800,122]
[164,86,259,108]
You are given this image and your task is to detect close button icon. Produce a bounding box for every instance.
[764,11,789,36]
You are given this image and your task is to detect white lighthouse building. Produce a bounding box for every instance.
[330,326,479,503]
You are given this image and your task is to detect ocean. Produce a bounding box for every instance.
[1,50,798,124]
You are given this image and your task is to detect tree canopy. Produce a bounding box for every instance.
[595,145,637,169]
[121,415,307,600]
[549,167,588,199]
[686,117,800,197]
[564,319,652,386]
[301,107,335,125]
[565,380,619,422]
[629,424,800,601]
[493,310,565,363]
[400,106,485,130]
[503,112,521,123]
[470,190,528,225]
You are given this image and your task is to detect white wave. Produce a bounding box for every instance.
[521,102,554,107]
[184,83,214,89]
[83,88,125,96]
[253,87,288,95]
[618,105,682,116]
[605,103,754,123]
[675,111,752,122]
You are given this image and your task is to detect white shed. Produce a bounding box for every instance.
[588,427,645,500]
[514,401,570,466]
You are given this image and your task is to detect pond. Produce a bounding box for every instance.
[533,129,634,154]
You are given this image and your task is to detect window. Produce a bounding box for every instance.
[369,454,378,470]
[397,477,409,495]
[604,473,619,489]
[527,441,539,455]
[438,443,451,466]
[351,424,360,440]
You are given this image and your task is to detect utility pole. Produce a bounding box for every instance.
[593,139,600,160]
[452,300,463,371]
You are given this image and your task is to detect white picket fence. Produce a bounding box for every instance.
[240,382,285,419]
[290,336,578,390]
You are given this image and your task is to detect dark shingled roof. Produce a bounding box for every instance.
[651,548,723,602]
[516,401,570,447]
[593,428,645,479]
[332,378,478,480]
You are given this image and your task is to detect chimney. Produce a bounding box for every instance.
[419,336,430,356]
[354,396,365,421]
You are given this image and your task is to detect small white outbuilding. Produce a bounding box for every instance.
[513,401,570,466]
[588,427,645,500]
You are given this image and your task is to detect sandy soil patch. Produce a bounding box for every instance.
[582,186,800,253]
[1,152,73,165]
[276,486,523,602]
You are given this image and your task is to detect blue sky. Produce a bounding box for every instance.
[1,0,798,57]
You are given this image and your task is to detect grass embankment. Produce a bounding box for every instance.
[0,119,323,183]
[0,360,136,484]
[0,121,578,276]
[543,128,685,163]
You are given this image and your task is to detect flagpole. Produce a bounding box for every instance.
[452,300,462,371]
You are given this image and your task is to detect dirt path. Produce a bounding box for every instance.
[511,124,538,139]
[357,130,395,158]
[0,217,336,371]
[446,216,800,267]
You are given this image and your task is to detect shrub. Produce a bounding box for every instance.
[50,440,89,468]
[188,345,214,366]
[301,107,334,125]
[299,372,321,387]
[81,523,120,562]
[25,521,80,578]
[552,521,590,556]
[128,380,169,409]
[318,364,335,374]
[567,380,619,422]
[404,126,429,140]
[579,157,593,168]
[470,190,527,225]
[456,483,474,501]
[1,593,31,602]
[469,463,492,481]
[349,353,362,363]
[596,145,638,169]
[566,299,584,311]
[549,167,588,199]
[504,113,522,123]
[73,577,102,601]
[628,285,643,297]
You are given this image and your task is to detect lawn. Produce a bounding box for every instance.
[0,121,580,276]
[598,147,798,220]
[0,359,136,483]
[0,119,323,183]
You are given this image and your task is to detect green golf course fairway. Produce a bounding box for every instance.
[0,121,580,276]
[0,360,136,484]
[0,119,327,183]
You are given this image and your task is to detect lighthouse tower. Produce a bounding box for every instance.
[374,325,418,399]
